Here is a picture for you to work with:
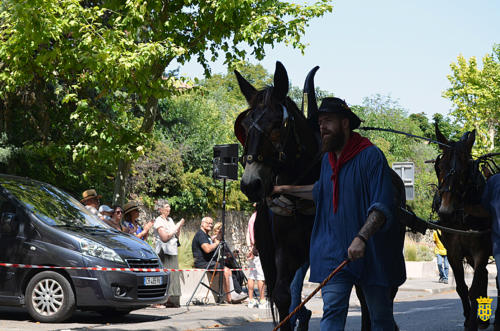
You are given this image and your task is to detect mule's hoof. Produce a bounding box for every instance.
[463,323,479,331]
[478,318,490,330]
[297,309,312,331]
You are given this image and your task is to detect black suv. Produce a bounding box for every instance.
[0,174,169,322]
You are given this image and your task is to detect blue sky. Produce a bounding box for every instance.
[177,0,499,118]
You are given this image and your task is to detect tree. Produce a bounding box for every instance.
[0,0,332,203]
[353,95,439,220]
[151,64,273,214]
[409,112,433,139]
[443,44,500,155]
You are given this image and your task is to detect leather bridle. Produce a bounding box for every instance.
[239,103,304,173]
[435,141,474,203]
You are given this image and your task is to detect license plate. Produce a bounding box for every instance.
[144,276,162,286]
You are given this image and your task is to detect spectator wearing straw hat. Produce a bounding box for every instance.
[123,201,153,241]
[81,189,101,215]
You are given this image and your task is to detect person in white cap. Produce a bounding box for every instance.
[98,205,114,222]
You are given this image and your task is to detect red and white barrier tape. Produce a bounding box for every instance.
[0,262,253,273]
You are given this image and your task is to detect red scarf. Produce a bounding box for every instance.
[328,132,373,213]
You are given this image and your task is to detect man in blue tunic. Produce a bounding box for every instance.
[273,97,406,330]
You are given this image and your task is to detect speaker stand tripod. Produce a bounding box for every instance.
[186,178,246,307]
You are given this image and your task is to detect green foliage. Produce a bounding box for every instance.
[147,65,273,215]
[0,0,331,203]
[288,85,333,107]
[0,133,12,165]
[443,44,500,155]
[167,169,218,217]
[404,238,434,262]
[127,140,185,207]
[432,113,461,141]
[158,91,235,176]
[355,94,421,161]
[178,231,195,269]
[351,95,441,219]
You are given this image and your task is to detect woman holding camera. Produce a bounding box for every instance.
[153,199,185,308]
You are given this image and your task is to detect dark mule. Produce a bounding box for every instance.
[234,62,323,330]
[434,124,495,331]
[234,62,407,330]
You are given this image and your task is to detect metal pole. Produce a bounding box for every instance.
[219,177,227,301]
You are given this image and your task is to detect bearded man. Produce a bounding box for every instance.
[273,97,405,330]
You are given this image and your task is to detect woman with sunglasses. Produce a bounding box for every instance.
[103,206,124,231]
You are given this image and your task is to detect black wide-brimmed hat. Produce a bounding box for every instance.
[318,97,361,130]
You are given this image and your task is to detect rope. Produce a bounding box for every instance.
[0,263,254,272]
[359,126,451,148]
[401,207,491,236]
[272,259,350,331]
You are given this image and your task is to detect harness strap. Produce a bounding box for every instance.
[401,207,491,236]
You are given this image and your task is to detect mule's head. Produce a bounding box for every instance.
[434,123,476,216]
[234,62,320,202]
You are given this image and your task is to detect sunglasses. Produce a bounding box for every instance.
[114,210,123,214]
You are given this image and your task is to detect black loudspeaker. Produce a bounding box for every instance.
[213,144,238,180]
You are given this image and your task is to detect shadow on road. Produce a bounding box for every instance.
[0,306,171,324]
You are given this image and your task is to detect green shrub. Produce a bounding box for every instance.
[404,238,434,262]
[404,240,417,261]
[178,231,195,269]
[416,243,434,261]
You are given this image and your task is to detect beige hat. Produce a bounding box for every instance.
[81,189,102,203]
[123,201,140,215]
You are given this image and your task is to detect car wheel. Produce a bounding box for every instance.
[25,271,75,323]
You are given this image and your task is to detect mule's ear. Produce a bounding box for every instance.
[234,109,249,146]
[272,61,289,101]
[465,129,476,152]
[434,122,449,149]
[234,70,257,105]
[302,66,319,120]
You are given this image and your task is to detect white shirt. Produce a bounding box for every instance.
[85,205,98,215]
[154,215,178,255]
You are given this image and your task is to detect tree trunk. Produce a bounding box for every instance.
[113,96,159,205]
[113,158,132,206]
[487,120,496,151]
[141,97,159,133]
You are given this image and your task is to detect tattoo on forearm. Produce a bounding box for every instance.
[358,210,386,240]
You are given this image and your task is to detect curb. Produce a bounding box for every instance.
[140,305,271,331]
[400,286,454,294]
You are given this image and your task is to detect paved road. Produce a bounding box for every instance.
[209,288,500,331]
[0,279,498,331]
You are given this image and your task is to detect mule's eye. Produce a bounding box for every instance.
[270,129,280,142]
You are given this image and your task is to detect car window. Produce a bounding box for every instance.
[0,179,105,228]
[0,194,17,235]
[0,195,15,215]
